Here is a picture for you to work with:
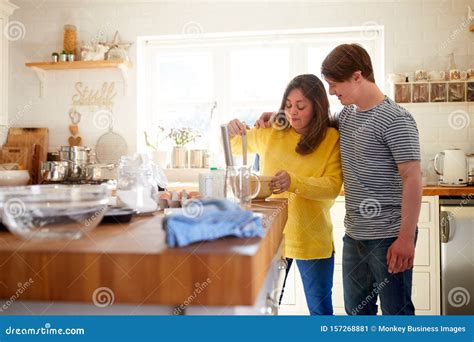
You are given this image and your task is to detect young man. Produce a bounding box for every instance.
[256,44,422,315]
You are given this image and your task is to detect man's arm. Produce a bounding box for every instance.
[387,160,422,274]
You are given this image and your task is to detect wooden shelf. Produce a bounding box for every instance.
[25,60,132,97]
[25,60,132,70]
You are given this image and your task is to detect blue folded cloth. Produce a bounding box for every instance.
[163,199,264,248]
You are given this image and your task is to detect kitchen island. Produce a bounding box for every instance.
[0,200,288,315]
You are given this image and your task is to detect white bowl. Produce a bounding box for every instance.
[0,170,30,186]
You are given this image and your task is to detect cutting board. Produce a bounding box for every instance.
[5,128,49,184]
[1,146,31,171]
[6,128,49,161]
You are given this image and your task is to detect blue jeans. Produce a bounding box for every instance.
[280,254,335,315]
[342,234,416,315]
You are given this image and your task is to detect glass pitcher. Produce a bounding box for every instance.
[226,165,261,209]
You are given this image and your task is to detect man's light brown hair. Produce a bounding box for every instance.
[321,44,375,83]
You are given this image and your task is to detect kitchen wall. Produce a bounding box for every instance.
[6,0,474,173]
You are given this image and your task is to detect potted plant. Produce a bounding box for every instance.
[67,50,75,62]
[51,52,59,63]
[59,50,67,62]
[144,126,169,169]
[168,127,201,168]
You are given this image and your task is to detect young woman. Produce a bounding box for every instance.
[228,74,343,315]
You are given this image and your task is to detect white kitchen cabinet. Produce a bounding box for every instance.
[0,1,18,129]
[279,196,441,315]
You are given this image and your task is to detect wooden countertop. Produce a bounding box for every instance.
[339,186,474,197]
[0,200,288,307]
[420,186,474,196]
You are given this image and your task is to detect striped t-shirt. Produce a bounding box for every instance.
[337,96,421,240]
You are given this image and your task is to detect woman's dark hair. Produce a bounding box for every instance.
[275,74,333,155]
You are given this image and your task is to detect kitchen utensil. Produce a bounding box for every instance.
[415,70,428,82]
[0,163,19,170]
[428,70,446,81]
[100,207,136,224]
[1,184,111,240]
[220,124,234,167]
[116,154,158,214]
[85,163,115,182]
[226,165,261,209]
[6,127,48,165]
[387,73,403,83]
[171,146,188,168]
[40,161,68,182]
[468,68,474,81]
[467,153,474,185]
[95,120,128,166]
[252,175,274,199]
[449,69,467,81]
[59,145,91,163]
[1,146,30,171]
[0,170,30,186]
[434,148,468,185]
[189,149,203,168]
[242,122,248,166]
[198,169,226,198]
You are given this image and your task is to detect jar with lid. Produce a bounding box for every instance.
[63,25,77,55]
[116,154,159,213]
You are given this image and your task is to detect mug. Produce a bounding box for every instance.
[428,70,446,81]
[415,70,428,82]
[449,69,467,81]
[226,165,260,209]
[467,68,474,81]
[387,73,404,83]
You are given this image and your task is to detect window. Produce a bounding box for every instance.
[138,27,384,164]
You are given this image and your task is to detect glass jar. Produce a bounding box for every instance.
[63,25,77,55]
[117,154,159,213]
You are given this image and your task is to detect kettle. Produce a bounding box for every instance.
[433,148,468,185]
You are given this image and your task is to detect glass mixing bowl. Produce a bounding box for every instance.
[1,184,111,240]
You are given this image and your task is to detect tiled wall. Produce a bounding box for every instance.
[7,0,474,169]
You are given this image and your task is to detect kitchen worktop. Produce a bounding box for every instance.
[0,200,288,307]
[420,185,474,196]
[338,186,474,197]
[168,180,474,198]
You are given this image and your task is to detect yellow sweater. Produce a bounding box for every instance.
[231,127,343,260]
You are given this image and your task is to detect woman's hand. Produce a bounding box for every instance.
[254,112,274,128]
[228,119,248,137]
[270,170,291,194]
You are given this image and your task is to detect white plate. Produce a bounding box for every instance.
[438,183,468,187]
